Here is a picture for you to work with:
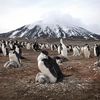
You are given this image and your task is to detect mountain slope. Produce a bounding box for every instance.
[0,23,100,40]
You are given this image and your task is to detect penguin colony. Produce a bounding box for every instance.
[37,50,64,83]
[0,39,100,84]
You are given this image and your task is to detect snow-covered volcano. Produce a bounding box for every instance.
[0,21,100,40]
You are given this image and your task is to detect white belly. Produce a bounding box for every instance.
[61,49,67,58]
[73,48,80,56]
[84,49,90,58]
[38,61,57,83]
[2,47,7,56]
[94,47,97,56]
[58,46,61,54]
[9,54,20,65]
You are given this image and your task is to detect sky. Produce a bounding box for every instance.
[0,0,100,34]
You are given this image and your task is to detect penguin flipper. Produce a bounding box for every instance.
[42,57,64,79]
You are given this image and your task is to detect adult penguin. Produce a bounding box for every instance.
[94,44,100,61]
[60,39,68,58]
[94,44,98,57]
[37,50,64,83]
[57,43,62,54]
[73,45,80,56]
[1,42,8,56]
[9,49,21,67]
[83,44,90,58]
[15,45,22,58]
[33,41,39,51]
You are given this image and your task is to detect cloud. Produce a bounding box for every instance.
[39,12,84,27]
[0,0,100,34]
[85,24,100,34]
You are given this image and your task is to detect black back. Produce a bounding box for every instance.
[96,45,100,57]
[42,56,64,82]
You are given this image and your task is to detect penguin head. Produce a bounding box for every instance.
[37,50,48,61]
[41,50,48,56]
[84,44,88,46]
[15,45,19,48]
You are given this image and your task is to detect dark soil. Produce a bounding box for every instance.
[0,40,100,100]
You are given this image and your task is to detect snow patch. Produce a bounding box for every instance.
[10,31,18,38]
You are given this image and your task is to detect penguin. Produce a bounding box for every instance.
[26,43,31,50]
[57,43,62,54]
[4,61,19,68]
[54,44,58,50]
[1,42,8,56]
[33,41,39,51]
[50,44,54,51]
[83,44,90,58]
[81,46,84,55]
[9,49,21,67]
[9,42,14,49]
[15,45,22,58]
[53,56,63,65]
[67,45,73,52]
[0,47,2,54]
[94,44,100,62]
[37,50,64,83]
[60,39,68,58]
[45,43,50,49]
[35,72,50,84]
[20,41,25,48]
[94,44,98,57]
[73,46,80,56]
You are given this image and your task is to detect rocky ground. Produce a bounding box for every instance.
[0,40,100,100]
